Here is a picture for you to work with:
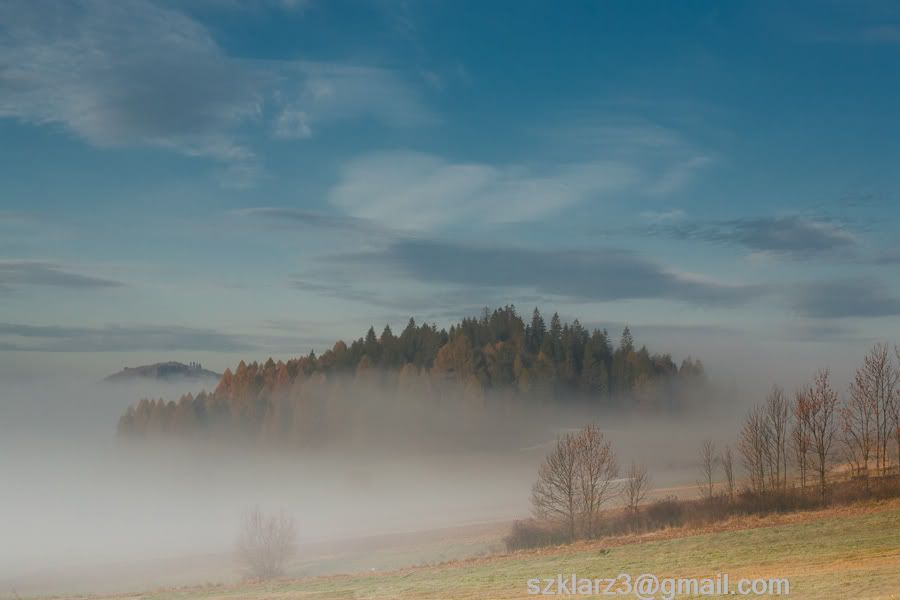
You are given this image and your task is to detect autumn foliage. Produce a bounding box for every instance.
[118,306,707,445]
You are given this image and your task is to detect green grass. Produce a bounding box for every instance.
[90,501,900,600]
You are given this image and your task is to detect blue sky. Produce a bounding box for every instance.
[1,0,900,380]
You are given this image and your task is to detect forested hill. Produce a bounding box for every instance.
[118,306,707,444]
[105,361,220,383]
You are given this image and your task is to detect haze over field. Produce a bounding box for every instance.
[0,340,874,596]
[0,371,720,578]
[3,1,900,598]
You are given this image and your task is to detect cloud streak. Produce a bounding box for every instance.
[328,151,648,232]
[650,215,856,259]
[325,239,763,306]
[0,0,261,161]
[0,260,122,290]
[233,207,388,235]
[0,322,254,352]
[793,278,900,319]
[0,0,432,171]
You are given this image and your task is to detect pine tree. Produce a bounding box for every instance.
[364,326,380,365]
[549,313,563,360]
[529,307,546,352]
[620,326,634,354]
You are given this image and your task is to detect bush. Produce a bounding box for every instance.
[236,507,297,580]
[645,496,684,529]
[504,519,569,552]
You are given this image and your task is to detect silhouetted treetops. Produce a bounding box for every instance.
[118,306,707,444]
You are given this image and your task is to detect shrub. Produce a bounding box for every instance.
[645,496,684,529]
[504,519,569,552]
[236,507,297,580]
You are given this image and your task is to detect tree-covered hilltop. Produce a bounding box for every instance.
[118,306,706,443]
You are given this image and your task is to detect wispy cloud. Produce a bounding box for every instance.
[647,155,714,196]
[233,207,389,235]
[324,238,764,307]
[290,277,521,316]
[273,62,436,135]
[328,151,644,232]
[325,116,716,233]
[0,0,261,162]
[0,322,253,352]
[778,321,865,343]
[639,209,686,224]
[793,278,900,319]
[649,215,857,259]
[868,247,900,266]
[0,0,432,176]
[0,260,122,291]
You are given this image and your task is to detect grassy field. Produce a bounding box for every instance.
[71,498,900,600]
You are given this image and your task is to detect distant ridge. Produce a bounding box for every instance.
[104,361,221,383]
[118,306,710,443]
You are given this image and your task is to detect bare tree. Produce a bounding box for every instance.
[739,405,770,494]
[893,346,900,472]
[575,425,618,538]
[698,439,717,501]
[792,389,812,491]
[765,386,790,490]
[805,370,839,505]
[850,344,899,475]
[624,461,650,519]
[843,359,876,482]
[532,432,580,541]
[237,507,297,581]
[721,445,735,502]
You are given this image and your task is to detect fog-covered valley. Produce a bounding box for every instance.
[0,372,752,596]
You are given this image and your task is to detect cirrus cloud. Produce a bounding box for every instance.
[0,0,432,174]
[0,322,252,352]
[323,238,764,307]
[0,260,122,291]
[650,215,857,259]
[329,151,645,232]
[793,278,900,319]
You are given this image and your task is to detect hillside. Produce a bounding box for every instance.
[73,498,900,600]
[105,361,220,383]
[116,306,708,445]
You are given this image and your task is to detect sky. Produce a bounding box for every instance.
[1,0,900,383]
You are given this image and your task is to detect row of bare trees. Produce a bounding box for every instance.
[696,439,738,503]
[736,344,900,505]
[531,425,649,540]
[843,343,900,479]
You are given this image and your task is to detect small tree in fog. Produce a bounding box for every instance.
[805,370,839,505]
[697,439,717,501]
[236,507,297,580]
[720,445,735,502]
[739,404,770,494]
[764,386,790,491]
[624,461,650,519]
[847,344,899,476]
[576,425,618,538]
[532,432,580,541]
[843,368,876,483]
[792,390,812,490]
[893,346,900,470]
[532,425,619,541]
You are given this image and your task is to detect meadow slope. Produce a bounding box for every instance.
[65,497,900,600]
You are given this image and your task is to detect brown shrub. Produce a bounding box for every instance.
[504,519,570,552]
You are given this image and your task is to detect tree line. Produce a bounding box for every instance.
[117,306,707,442]
[521,343,900,548]
[733,343,900,505]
